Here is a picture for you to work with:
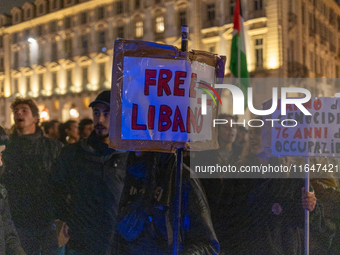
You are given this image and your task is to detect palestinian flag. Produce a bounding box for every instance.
[229,0,249,110]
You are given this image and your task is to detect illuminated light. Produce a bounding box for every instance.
[70,108,79,118]
[318,94,323,97]
[40,110,50,121]
[28,37,36,43]
[102,47,106,52]
[268,57,279,69]
[335,93,340,97]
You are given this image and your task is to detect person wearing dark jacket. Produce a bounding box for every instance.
[0,126,26,255]
[220,126,317,255]
[2,98,63,255]
[52,91,128,255]
[116,151,219,255]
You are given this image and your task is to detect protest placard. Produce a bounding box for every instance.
[264,97,340,157]
[109,39,225,152]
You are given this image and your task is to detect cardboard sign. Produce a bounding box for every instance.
[265,97,340,157]
[121,56,215,142]
[109,40,225,152]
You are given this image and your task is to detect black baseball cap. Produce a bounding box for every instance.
[89,90,111,108]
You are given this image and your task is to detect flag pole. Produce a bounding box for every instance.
[305,156,310,255]
[173,25,188,255]
[237,0,241,97]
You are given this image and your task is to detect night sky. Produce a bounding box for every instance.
[1,0,34,15]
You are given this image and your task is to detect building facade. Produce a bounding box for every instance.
[0,0,339,127]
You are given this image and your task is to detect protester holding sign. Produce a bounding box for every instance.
[116,151,219,254]
[218,124,318,254]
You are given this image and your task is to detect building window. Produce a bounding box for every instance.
[254,0,263,10]
[15,13,19,22]
[52,0,57,9]
[50,21,57,33]
[98,7,105,20]
[99,31,106,46]
[155,16,164,33]
[14,78,19,94]
[26,47,30,66]
[12,33,18,44]
[135,22,143,38]
[0,36,2,48]
[64,37,72,58]
[38,46,44,65]
[155,0,161,3]
[65,17,71,29]
[99,63,105,87]
[52,72,58,91]
[255,38,263,68]
[81,35,88,54]
[302,46,306,66]
[179,11,186,27]
[0,57,4,71]
[82,67,88,87]
[0,80,4,96]
[24,29,30,41]
[135,0,140,9]
[309,51,314,72]
[66,69,72,88]
[320,57,324,75]
[67,0,72,4]
[302,4,305,25]
[288,40,294,64]
[230,0,235,16]
[207,4,215,21]
[209,46,215,53]
[117,1,123,14]
[117,26,124,38]
[309,13,315,34]
[39,73,44,92]
[81,12,87,24]
[26,76,31,93]
[27,9,31,19]
[39,4,44,14]
[37,25,43,36]
[14,52,19,69]
[51,42,58,62]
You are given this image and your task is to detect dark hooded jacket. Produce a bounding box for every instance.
[2,126,63,229]
[116,152,219,255]
[51,132,128,255]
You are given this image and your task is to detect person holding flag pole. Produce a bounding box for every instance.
[228,1,315,254]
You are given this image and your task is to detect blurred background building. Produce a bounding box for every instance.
[0,0,339,127]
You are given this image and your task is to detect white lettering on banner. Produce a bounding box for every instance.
[121,57,214,141]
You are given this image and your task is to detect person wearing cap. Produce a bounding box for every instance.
[52,91,128,255]
[1,98,63,255]
[0,126,27,255]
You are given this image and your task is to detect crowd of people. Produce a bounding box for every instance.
[0,90,336,255]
